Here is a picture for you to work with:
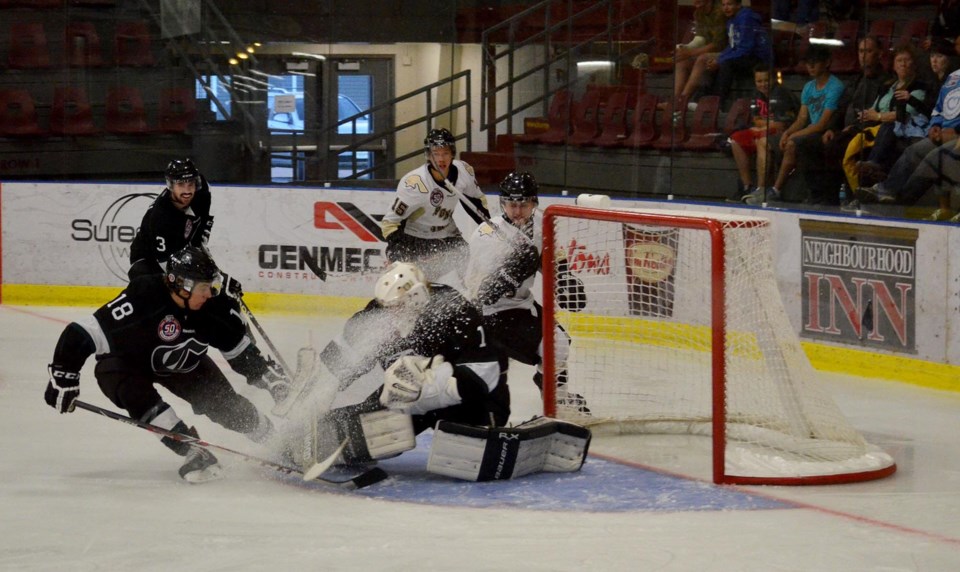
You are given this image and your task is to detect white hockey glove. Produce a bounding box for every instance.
[380,355,460,415]
[45,364,80,413]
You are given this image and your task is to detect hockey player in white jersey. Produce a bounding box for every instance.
[381,128,490,279]
[464,171,590,412]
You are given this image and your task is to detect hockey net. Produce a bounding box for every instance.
[541,205,896,485]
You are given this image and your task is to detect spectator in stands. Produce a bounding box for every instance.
[819,1,859,26]
[808,36,888,203]
[706,0,773,108]
[743,45,845,205]
[726,65,800,202]
[665,0,726,111]
[772,0,819,28]
[922,1,960,52]
[861,67,960,219]
[928,38,960,93]
[844,44,931,192]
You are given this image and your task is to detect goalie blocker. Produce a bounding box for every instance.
[427,416,591,481]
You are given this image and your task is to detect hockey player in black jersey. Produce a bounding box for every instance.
[45,246,290,483]
[129,158,242,295]
[293,261,590,482]
[464,171,590,413]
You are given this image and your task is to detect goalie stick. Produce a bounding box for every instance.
[74,400,388,489]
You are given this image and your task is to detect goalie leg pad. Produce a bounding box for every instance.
[358,409,416,459]
[426,417,591,481]
[313,396,416,465]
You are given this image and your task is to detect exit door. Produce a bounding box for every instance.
[324,57,394,180]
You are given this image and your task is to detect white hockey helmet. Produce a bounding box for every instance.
[374,262,430,309]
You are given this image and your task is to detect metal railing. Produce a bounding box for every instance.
[267,70,472,183]
[479,0,655,148]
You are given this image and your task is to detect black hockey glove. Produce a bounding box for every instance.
[45,364,80,413]
[201,216,215,246]
[477,241,539,306]
[385,230,416,263]
[248,357,291,404]
[220,271,243,299]
[556,257,587,312]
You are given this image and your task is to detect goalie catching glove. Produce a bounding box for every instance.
[45,364,80,413]
[380,355,460,415]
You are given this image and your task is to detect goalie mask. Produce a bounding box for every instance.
[423,128,456,160]
[165,246,223,297]
[165,158,200,190]
[374,262,430,310]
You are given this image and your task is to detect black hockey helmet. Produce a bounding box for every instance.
[499,171,539,203]
[165,246,222,296]
[424,128,456,156]
[164,158,200,189]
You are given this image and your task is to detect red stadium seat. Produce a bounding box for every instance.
[621,92,659,149]
[516,89,572,144]
[50,86,100,136]
[115,20,156,67]
[565,89,604,146]
[831,20,860,75]
[683,96,721,151]
[0,89,45,136]
[65,22,105,67]
[867,19,896,69]
[157,87,196,133]
[652,94,689,150]
[722,98,752,135]
[898,19,929,49]
[105,86,149,134]
[8,22,52,69]
[592,91,630,147]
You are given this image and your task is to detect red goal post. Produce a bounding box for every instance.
[541,204,896,485]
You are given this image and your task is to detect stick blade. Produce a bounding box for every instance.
[302,439,348,482]
[345,467,389,490]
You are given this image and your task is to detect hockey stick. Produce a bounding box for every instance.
[74,400,388,489]
[237,296,293,378]
[427,162,536,247]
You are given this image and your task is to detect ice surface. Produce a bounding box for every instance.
[2,305,959,571]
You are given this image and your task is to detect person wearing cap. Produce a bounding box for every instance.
[743,44,846,205]
[927,37,960,94]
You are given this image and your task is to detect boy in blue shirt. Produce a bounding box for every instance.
[744,45,846,205]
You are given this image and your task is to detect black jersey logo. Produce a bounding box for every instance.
[430,188,445,207]
[151,338,209,374]
[157,315,182,341]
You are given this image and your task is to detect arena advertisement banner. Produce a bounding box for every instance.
[0,183,403,297]
[798,219,918,352]
[623,226,678,317]
[2,183,959,367]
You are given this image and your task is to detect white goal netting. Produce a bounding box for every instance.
[542,205,896,485]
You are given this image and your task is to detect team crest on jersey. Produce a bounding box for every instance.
[157,315,182,341]
[184,219,193,238]
[430,188,445,207]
